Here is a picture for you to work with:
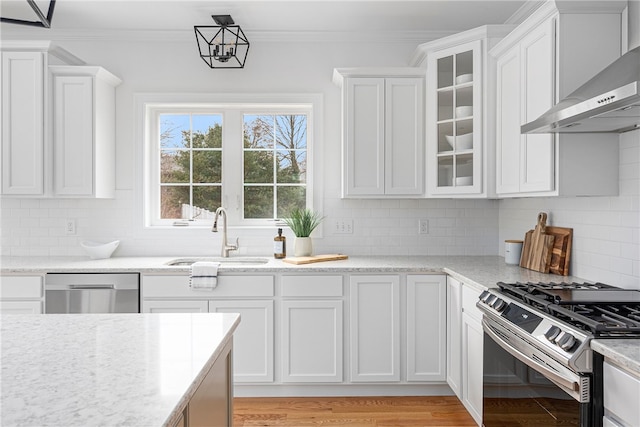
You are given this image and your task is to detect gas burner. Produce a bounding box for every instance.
[496,281,640,337]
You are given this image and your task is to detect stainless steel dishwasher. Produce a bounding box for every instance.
[45,273,139,313]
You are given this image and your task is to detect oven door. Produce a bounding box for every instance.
[482,317,595,427]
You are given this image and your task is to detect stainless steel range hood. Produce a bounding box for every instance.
[521,46,640,134]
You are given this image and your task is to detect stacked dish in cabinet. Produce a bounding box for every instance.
[435,50,474,188]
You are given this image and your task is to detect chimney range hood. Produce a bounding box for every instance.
[521,45,640,134]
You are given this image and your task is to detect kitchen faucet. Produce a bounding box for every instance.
[212,207,239,257]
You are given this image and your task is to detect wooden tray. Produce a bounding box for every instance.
[282,254,349,265]
[520,213,555,273]
[545,226,573,276]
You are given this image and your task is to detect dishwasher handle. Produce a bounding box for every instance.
[68,284,115,290]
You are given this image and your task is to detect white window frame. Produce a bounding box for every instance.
[135,93,323,229]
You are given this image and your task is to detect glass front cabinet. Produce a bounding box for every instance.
[426,40,482,196]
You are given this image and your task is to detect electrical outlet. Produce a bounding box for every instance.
[418,219,429,234]
[334,219,353,234]
[65,219,76,235]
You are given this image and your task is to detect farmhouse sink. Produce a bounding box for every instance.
[165,257,270,266]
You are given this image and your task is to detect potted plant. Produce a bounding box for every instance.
[282,208,323,257]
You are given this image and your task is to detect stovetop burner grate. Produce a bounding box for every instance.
[497,281,640,337]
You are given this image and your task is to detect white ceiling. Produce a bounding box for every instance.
[0,0,534,41]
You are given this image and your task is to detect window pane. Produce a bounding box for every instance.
[277,186,306,218]
[244,151,274,183]
[160,186,189,219]
[192,115,222,149]
[193,186,221,215]
[244,114,274,149]
[276,115,307,150]
[244,186,273,218]
[276,149,306,184]
[161,150,190,183]
[160,114,190,149]
[193,151,222,183]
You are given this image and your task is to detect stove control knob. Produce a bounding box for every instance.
[481,292,493,304]
[544,326,561,342]
[558,333,576,351]
[486,295,498,306]
[479,290,490,301]
[492,298,507,312]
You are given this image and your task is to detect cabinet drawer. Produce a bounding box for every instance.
[604,361,640,427]
[0,276,44,299]
[281,275,343,297]
[142,275,274,298]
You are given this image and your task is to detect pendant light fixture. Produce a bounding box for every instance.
[194,15,250,69]
[0,0,56,28]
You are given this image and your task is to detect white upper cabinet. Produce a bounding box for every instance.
[50,66,121,198]
[333,68,424,198]
[1,49,46,195]
[411,26,514,198]
[491,1,624,197]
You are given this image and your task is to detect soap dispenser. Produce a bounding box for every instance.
[274,228,286,259]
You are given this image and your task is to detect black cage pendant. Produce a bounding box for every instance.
[194,15,250,69]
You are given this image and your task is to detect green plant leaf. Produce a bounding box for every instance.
[282,208,323,237]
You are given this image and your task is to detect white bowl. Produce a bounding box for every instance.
[455,176,473,186]
[455,105,473,117]
[445,133,473,150]
[456,73,473,84]
[81,240,120,259]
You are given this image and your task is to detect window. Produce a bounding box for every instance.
[140,95,320,228]
[243,114,307,219]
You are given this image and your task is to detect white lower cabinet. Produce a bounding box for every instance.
[282,300,343,382]
[0,275,44,314]
[349,275,400,382]
[462,310,483,426]
[447,276,484,427]
[281,275,343,383]
[446,276,463,397]
[141,274,275,383]
[603,361,640,427]
[406,275,446,382]
[209,300,274,383]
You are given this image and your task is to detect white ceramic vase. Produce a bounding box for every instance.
[294,237,313,257]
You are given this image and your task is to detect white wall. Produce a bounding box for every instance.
[499,129,640,289]
[0,37,498,258]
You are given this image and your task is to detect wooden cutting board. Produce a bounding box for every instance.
[283,254,349,265]
[545,226,573,276]
[520,213,555,273]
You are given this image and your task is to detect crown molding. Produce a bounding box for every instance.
[0,27,456,44]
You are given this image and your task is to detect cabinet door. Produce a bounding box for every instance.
[343,77,385,196]
[53,75,94,196]
[1,51,45,195]
[0,300,43,314]
[520,21,555,193]
[349,275,400,382]
[495,45,521,195]
[142,300,209,313]
[406,275,446,381]
[462,312,483,427]
[427,41,482,196]
[384,77,424,195]
[446,277,462,398]
[282,300,343,383]
[209,300,274,383]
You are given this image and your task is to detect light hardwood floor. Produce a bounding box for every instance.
[233,396,476,426]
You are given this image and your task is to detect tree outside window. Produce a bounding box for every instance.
[243,114,307,219]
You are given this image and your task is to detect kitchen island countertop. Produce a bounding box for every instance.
[0,313,240,427]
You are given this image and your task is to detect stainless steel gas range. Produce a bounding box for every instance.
[477,281,640,427]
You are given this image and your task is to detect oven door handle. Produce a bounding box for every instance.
[482,318,588,403]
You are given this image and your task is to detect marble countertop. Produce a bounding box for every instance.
[591,339,640,375]
[0,255,586,291]
[0,313,240,427]
[2,255,638,376]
